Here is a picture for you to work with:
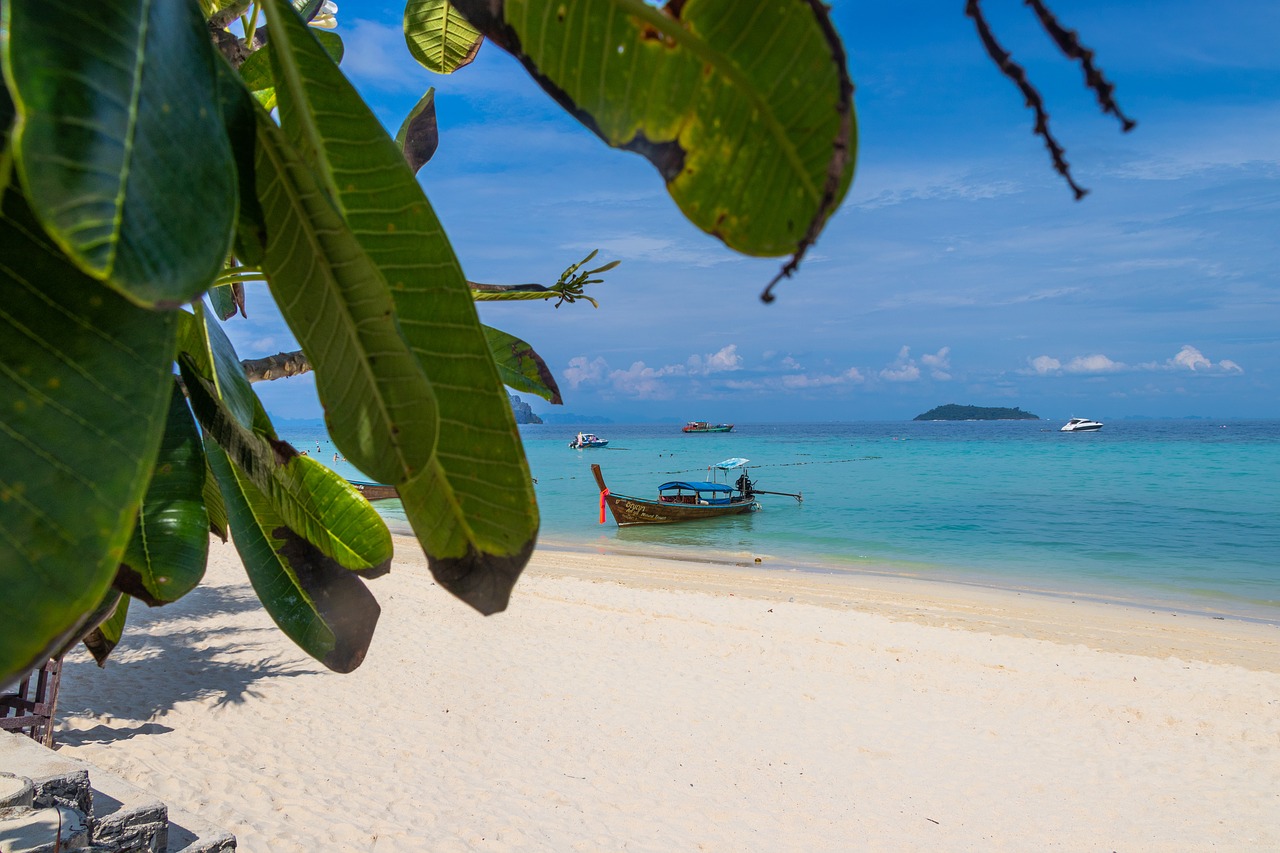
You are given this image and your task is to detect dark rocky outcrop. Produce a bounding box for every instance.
[509,395,542,424]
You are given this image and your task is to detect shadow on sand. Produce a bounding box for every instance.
[55,580,320,745]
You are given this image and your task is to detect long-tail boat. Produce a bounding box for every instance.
[348,480,399,501]
[682,421,734,433]
[591,459,801,526]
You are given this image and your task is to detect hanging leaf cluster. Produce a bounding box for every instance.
[0,0,856,684]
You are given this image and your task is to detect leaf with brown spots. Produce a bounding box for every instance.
[451,0,856,299]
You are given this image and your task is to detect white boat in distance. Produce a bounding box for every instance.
[1060,417,1104,432]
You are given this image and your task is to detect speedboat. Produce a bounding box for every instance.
[568,431,609,449]
[1060,417,1103,432]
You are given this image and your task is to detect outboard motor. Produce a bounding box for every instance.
[735,471,755,497]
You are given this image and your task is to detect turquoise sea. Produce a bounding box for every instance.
[283,420,1280,623]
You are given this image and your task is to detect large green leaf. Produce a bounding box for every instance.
[180,353,393,574]
[1,0,237,308]
[179,303,274,437]
[0,81,12,197]
[452,0,856,266]
[253,110,441,488]
[179,306,392,574]
[484,326,562,404]
[266,0,536,613]
[214,51,267,266]
[204,455,230,542]
[115,383,210,606]
[404,0,484,74]
[0,186,176,684]
[206,441,380,673]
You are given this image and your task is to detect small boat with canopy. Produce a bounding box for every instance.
[682,421,734,433]
[591,458,801,526]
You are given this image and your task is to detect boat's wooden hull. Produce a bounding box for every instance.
[603,492,757,525]
[349,480,400,501]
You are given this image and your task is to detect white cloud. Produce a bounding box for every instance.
[686,345,742,375]
[879,346,921,382]
[1064,354,1125,374]
[781,356,803,371]
[1029,355,1061,375]
[1170,345,1243,373]
[1172,345,1212,371]
[563,356,608,388]
[1027,346,1244,377]
[1025,353,1126,375]
[608,361,681,398]
[563,346,740,399]
[919,346,952,380]
[780,368,864,389]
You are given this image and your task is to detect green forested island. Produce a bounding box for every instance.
[914,404,1040,421]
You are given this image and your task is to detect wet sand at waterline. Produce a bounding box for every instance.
[53,534,1280,851]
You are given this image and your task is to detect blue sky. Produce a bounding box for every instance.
[236,1,1279,423]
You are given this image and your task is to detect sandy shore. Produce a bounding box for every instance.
[53,535,1279,852]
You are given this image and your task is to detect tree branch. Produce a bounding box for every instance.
[966,0,1088,200]
[242,351,313,383]
[1024,0,1136,132]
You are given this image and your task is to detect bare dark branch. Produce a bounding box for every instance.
[1024,0,1137,132]
[242,351,312,383]
[966,0,1088,200]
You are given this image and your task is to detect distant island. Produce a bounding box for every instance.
[914,404,1040,421]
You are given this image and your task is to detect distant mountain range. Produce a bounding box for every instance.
[914,404,1040,421]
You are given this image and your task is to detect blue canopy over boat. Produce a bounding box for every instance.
[657,480,732,493]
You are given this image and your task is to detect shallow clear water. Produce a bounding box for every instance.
[282,420,1280,621]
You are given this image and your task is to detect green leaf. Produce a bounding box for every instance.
[238,29,344,113]
[484,326,562,405]
[2,0,238,308]
[204,455,230,542]
[405,0,484,74]
[180,353,393,574]
[0,185,177,684]
[0,81,13,197]
[181,304,276,437]
[293,0,326,21]
[252,109,441,487]
[206,441,380,673]
[179,306,390,571]
[115,383,210,606]
[395,88,439,175]
[208,283,242,321]
[266,0,537,613]
[82,593,129,668]
[453,0,856,263]
[214,52,267,266]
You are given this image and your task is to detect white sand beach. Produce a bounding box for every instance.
[53,535,1280,852]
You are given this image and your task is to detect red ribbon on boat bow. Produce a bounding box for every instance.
[599,488,609,524]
